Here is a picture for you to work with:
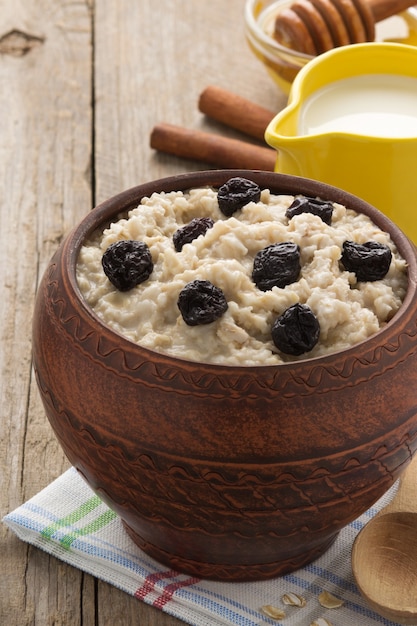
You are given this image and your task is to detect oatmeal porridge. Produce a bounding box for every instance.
[76,177,407,365]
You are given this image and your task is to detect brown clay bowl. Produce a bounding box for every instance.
[32,169,417,581]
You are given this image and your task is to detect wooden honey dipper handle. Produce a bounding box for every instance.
[371,0,416,21]
[274,0,416,55]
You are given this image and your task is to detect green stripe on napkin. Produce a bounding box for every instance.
[41,494,117,549]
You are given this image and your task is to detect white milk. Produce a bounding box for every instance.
[298,74,417,138]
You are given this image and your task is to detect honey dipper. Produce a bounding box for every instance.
[274,0,417,55]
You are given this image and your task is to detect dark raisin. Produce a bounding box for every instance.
[177,279,228,326]
[173,217,215,252]
[272,303,320,356]
[252,242,301,291]
[286,195,334,225]
[102,240,153,291]
[217,177,261,217]
[341,241,392,281]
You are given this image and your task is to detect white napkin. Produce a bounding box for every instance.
[3,467,401,626]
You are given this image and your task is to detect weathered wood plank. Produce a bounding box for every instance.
[94,0,283,204]
[0,0,92,624]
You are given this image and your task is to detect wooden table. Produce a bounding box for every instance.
[0,1,285,623]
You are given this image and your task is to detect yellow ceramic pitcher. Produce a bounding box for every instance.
[265,43,417,242]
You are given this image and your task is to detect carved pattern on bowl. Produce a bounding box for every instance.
[34,363,417,538]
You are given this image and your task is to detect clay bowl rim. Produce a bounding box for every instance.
[63,168,417,373]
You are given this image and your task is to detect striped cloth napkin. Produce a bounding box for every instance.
[3,467,401,626]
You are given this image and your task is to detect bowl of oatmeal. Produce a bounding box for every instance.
[32,170,417,581]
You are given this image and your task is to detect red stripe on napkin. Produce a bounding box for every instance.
[134,569,178,600]
[152,576,200,609]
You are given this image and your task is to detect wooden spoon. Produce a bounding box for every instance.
[352,455,417,625]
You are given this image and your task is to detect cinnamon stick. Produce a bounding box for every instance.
[198,85,276,142]
[150,123,276,171]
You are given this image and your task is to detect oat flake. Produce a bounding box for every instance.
[318,590,345,608]
[260,604,286,619]
[282,592,306,607]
